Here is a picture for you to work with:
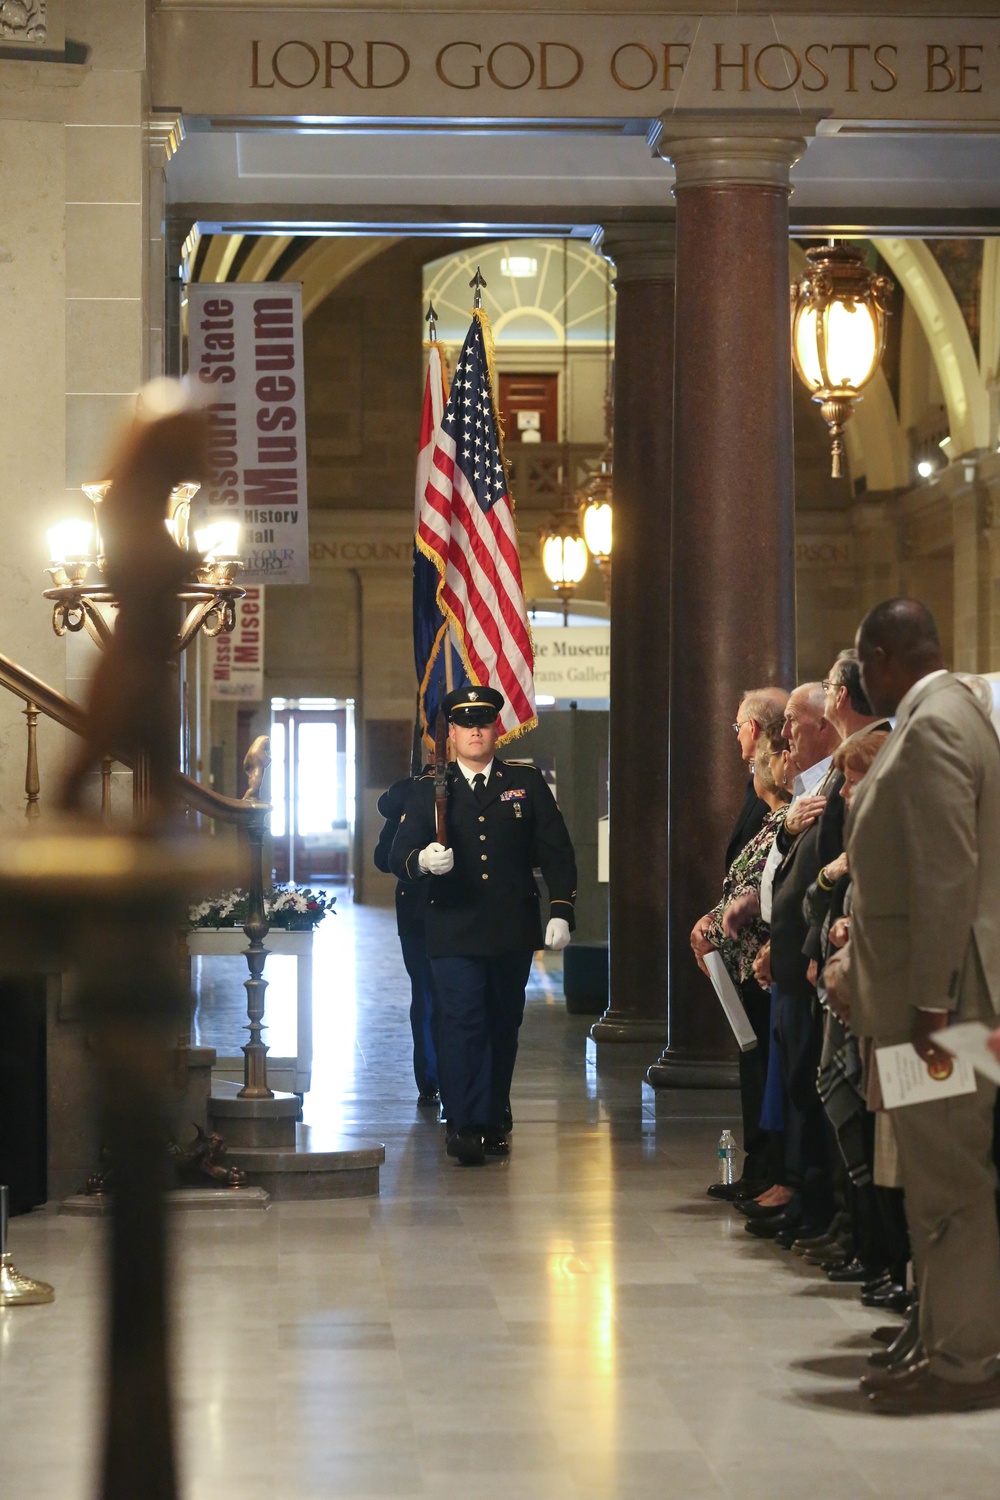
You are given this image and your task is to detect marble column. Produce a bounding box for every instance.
[589,221,675,1045]
[648,118,809,1089]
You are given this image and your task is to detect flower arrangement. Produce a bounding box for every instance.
[188,885,335,931]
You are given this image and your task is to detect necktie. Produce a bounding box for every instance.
[472,773,488,807]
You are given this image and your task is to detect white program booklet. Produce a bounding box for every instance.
[703,952,758,1052]
[876,1041,977,1110]
[930,1021,1000,1088]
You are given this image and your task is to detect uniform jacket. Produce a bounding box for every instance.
[389,759,577,958]
[373,776,426,939]
[847,673,1000,1042]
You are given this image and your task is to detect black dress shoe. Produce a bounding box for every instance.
[827,1259,885,1284]
[775,1220,826,1249]
[868,1304,920,1369]
[446,1127,485,1166]
[740,1196,797,1220]
[861,1272,893,1299]
[745,1209,803,1239]
[417,1089,441,1107]
[707,1179,766,1202]
[483,1129,510,1157]
[792,1231,837,1255]
[871,1323,905,1346]
[862,1282,912,1314]
[503,1103,514,1133]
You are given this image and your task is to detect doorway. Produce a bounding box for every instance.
[498,372,559,443]
[270,698,355,886]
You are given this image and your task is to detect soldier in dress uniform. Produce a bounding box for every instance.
[390,685,577,1165]
[373,772,440,1109]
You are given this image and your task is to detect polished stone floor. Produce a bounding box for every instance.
[3,899,1000,1498]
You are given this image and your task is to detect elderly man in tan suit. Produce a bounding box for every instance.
[848,597,1000,1414]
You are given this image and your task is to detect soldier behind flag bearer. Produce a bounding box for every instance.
[390,687,577,1166]
[374,771,441,1110]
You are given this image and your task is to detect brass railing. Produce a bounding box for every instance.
[0,648,257,826]
[0,649,274,1096]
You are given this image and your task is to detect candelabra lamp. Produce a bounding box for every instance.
[44,484,245,654]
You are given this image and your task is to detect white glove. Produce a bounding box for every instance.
[545,917,571,950]
[418,842,454,876]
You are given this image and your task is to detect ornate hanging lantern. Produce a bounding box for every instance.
[791,241,894,478]
[540,503,589,621]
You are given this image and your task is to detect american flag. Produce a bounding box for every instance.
[413,341,470,745]
[418,313,537,741]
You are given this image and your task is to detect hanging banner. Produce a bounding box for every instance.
[187,281,309,585]
[209,587,265,702]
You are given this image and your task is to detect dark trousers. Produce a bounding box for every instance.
[773,986,832,1223]
[737,977,771,1183]
[430,951,533,1131]
[399,930,439,1096]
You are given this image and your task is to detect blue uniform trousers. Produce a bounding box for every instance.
[429,951,533,1131]
[399,931,439,1097]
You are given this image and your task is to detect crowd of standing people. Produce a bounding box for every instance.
[693,597,1000,1414]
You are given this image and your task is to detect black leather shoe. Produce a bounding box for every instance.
[871,1323,905,1346]
[417,1089,441,1107]
[745,1210,802,1239]
[740,1196,797,1220]
[828,1260,884,1284]
[861,1272,893,1299]
[707,1179,767,1202]
[503,1103,514,1133]
[775,1220,826,1249]
[792,1231,837,1255]
[483,1129,510,1157]
[868,1304,920,1369]
[861,1282,912,1313]
[446,1128,485,1166]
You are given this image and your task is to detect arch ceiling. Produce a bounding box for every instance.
[423,239,614,346]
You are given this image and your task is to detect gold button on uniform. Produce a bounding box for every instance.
[482,872,489,880]
[478,816,485,823]
[480,834,486,841]
[481,854,487,861]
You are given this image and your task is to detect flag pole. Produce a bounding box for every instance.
[426,299,455,696]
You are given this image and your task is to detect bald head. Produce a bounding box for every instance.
[782,681,840,773]
[856,598,945,716]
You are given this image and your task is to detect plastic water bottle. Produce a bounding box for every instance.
[717,1130,737,1186]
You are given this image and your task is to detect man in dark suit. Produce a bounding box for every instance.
[374,774,440,1108]
[391,685,577,1166]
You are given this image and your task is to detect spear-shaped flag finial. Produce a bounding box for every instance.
[469,266,487,310]
[425,300,439,341]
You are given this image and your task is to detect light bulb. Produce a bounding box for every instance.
[48,519,94,565]
[195,520,241,560]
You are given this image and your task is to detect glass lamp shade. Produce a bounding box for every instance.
[194,520,241,561]
[541,528,589,591]
[580,497,612,562]
[166,482,201,549]
[48,519,94,565]
[791,242,894,477]
[792,297,881,395]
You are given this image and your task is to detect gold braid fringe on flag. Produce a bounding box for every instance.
[415,306,537,747]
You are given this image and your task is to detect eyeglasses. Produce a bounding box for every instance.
[822,678,839,692]
[732,718,751,735]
